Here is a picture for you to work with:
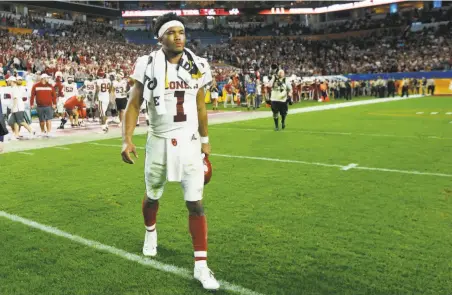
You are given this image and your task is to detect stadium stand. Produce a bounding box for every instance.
[0,2,451,93]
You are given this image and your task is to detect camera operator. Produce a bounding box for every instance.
[269,66,292,131]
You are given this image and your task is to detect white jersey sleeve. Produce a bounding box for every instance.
[130,55,149,85]
[200,59,213,88]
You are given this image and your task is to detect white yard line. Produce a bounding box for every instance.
[88,143,452,178]
[0,210,263,295]
[17,151,34,155]
[352,166,452,177]
[52,147,71,150]
[341,163,359,171]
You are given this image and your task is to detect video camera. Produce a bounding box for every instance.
[270,64,279,75]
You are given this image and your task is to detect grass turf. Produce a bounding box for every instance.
[0,96,451,295]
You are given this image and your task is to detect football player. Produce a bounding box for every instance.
[95,71,112,132]
[64,94,87,127]
[112,73,129,126]
[58,75,78,129]
[121,13,219,291]
[108,72,120,124]
[80,74,97,122]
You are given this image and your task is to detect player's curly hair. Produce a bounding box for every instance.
[153,13,186,38]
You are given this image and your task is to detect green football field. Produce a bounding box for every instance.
[1,96,451,295]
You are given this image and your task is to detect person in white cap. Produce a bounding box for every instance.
[8,76,34,138]
[30,73,57,136]
[121,13,219,291]
[16,76,31,124]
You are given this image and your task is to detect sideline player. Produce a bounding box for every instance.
[58,75,78,129]
[95,72,112,132]
[112,72,129,126]
[80,74,97,122]
[121,13,220,291]
[64,95,87,127]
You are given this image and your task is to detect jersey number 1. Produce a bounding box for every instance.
[173,91,187,122]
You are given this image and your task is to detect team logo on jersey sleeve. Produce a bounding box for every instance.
[145,76,157,91]
[171,138,178,146]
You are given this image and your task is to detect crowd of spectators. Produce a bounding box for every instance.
[206,19,452,76]
[0,20,150,82]
[0,7,451,83]
[0,13,48,29]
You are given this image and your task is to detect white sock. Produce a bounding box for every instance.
[195,260,207,268]
[145,224,156,232]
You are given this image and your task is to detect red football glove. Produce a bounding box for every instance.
[203,154,212,185]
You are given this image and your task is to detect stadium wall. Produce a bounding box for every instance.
[345,71,452,95]
[346,70,452,80]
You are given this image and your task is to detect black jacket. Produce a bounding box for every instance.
[0,99,8,137]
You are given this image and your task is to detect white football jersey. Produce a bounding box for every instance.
[96,78,111,100]
[11,86,25,112]
[62,82,78,100]
[113,79,128,98]
[131,54,212,138]
[25,75,35,95]
[1,86,12,113]
[83,80,96,94]
[18,85,29,107]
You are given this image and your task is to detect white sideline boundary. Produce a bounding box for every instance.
[88,143,452,178]
[0,210,263,295]
[209,127,452,141]
[2,95,424,154]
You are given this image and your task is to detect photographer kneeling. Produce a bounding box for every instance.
[269,67,292,131]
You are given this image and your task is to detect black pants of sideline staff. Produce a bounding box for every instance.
[401,86,409,97]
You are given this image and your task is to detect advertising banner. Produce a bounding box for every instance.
[432,79,452,95]
[122,8,240,17]
[6,27,32,34]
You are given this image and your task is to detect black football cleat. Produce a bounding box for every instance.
[282,123,286,130]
